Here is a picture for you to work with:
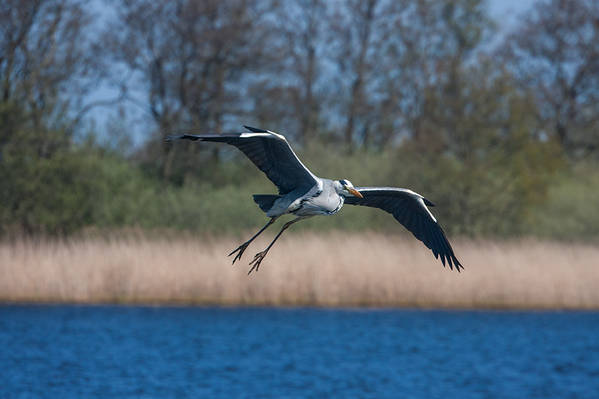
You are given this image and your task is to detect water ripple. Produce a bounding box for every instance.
[1,306,598,399]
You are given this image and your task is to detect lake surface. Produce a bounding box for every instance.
[1,306,598,398]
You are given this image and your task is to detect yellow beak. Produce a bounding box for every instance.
[347,187,363,198]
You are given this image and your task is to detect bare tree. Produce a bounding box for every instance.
[104,0,272,177]
[0,0,96,156]
[250,0,328,144]
[498,0,599,157]
[327,0,382,149]
[381,0,491,150]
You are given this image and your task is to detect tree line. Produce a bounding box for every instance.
[1,0,599,239]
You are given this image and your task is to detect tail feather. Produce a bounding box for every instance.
[253,194,280,213]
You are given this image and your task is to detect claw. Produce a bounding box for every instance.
[228,242,250,265]
[248,251,267,275]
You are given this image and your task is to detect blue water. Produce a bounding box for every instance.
[1,306,598,399]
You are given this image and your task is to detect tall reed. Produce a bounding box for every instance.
[1,233,598,309]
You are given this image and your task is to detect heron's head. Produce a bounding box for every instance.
[336,179,363,198]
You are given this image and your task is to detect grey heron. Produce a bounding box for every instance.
[167,126,463,274]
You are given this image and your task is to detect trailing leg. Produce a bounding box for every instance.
[248,217,304,274]
[229,217,277,264]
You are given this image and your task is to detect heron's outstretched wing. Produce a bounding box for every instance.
[344,187,463,271]
[166,126,318,195]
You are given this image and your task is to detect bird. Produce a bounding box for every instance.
[166,125,463,274]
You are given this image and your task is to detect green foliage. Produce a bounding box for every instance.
[530,163,599,240]
[1,148,95,235]
[0,124,595,240]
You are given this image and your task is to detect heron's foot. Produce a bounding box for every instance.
[228,241,251,264]
[248,250,268,275]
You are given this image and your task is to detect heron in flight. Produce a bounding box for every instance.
[167,126,463,274]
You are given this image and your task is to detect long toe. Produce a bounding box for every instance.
[229,242,249,265]
[248,251,267,275]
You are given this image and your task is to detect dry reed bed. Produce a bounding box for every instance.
[1,234,598,309]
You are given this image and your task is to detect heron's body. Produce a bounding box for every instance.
[264,178,344,218]
[167,126,463,273]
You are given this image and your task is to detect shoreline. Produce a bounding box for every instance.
[3,300,599,311]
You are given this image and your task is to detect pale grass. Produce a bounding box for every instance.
[1,233,598,309]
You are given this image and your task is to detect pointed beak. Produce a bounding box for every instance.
[347,187,363,198]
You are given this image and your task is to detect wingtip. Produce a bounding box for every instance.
[451,254,464,272]
[423,197,435,207]
[166,134,202,142]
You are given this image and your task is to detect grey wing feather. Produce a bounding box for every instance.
[166,127,318,195]
[344,187,463,271]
